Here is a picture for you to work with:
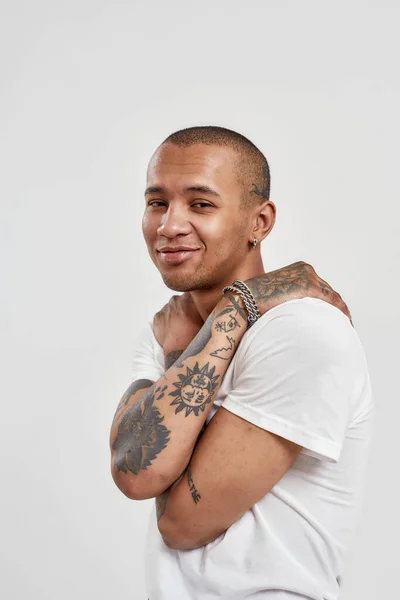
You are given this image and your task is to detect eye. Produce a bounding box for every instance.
[147,200,167,208]
[191,201,213,208]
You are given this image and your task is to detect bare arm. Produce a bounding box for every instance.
[109,293,247,500]
[157,407,301,550]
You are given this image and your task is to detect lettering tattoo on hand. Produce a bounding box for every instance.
[187,467,201,504]
[112,384,171,475]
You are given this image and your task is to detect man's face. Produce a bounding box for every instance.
[142,143,251,292]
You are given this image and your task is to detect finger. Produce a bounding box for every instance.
[333,292,353,322]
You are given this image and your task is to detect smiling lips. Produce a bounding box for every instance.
[157,246,201,265]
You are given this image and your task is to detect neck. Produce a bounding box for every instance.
[189,253,265,321]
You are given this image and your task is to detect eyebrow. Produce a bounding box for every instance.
[144,185,220,198]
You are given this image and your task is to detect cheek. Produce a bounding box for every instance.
[198,216,228,244]
[142,213,157,243]
[200,217,246,251]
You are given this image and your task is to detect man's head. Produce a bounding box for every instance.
[142,125,276,292]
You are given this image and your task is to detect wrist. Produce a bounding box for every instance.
[223,280,261,328]
[216,289,247,316]
[203,292,248,359]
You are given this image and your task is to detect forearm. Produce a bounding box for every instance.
[110,293,247,500]
[156,463,221,551]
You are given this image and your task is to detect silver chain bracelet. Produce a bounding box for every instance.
[222,280,261,328]
[232,280,261,321]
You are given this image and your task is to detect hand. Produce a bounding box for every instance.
[153,293,204,362]
[245,262,353,324]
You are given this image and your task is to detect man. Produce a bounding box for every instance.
[109,126,373,600]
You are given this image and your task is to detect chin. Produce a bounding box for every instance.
[161,276,196,292]
[161,272,215,292]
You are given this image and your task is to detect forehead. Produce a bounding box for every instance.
[146,143,239,191]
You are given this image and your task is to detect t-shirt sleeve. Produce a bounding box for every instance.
[221,298,358,462]
[129,321,165,383]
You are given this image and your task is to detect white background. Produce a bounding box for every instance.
[1,1,398,598]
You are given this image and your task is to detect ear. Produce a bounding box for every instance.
[250,200,276,243]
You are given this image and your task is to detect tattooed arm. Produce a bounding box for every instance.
[153,292,204,367]
[110,293,248,500]
[155,421,207,521]
[245,261,352,324]
[154,263,353,547]
[110,261,351,501]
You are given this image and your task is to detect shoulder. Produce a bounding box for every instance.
[236,297,362,369]
[132,320,162,361]
[136,320,160,347]
[246,296,354,342]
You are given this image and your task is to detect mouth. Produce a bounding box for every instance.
[157,248,201,266]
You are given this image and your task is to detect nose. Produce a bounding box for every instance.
[157,204,192,238]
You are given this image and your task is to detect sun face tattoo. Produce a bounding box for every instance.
[169,362,220,417]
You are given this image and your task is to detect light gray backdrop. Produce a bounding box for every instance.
[1,1,398,598]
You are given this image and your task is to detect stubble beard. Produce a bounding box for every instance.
[159,246,246,293]
[155,225,249,292]
[160,267,221,292]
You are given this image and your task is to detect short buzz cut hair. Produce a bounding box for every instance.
[162,125,271,208]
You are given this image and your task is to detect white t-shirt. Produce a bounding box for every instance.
[130,298,373,600]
